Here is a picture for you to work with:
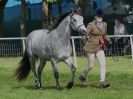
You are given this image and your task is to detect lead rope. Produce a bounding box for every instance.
[109,36,119,62]
[111,54,119,62]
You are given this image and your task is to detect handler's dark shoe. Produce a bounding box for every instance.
[99,81,110,88]
[79,75,87,87]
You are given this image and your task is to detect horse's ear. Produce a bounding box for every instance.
[70,8,81,15]
[77,7,81,13]
[70,9,75,14]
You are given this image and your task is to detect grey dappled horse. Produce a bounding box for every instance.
[15,11,87,90]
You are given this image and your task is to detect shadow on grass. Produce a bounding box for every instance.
[12,85,65,90]
[12,84,88,91]
[74,84,87,88]
[74,83,110,89]
[12,83,111,91]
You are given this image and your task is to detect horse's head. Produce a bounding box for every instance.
[69,10,87,34]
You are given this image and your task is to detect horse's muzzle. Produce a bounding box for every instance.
[78,26,87,34]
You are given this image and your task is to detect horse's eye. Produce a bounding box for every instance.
[73,19,77,22]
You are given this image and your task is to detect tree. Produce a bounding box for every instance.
[42,0,88,27]
[20,0,26,37]
[74,0,88,15]
[42,0,62,27]
[64,0,88,15]
[108,0,133,14]
[0,0,8,37]
[16,0,26,37]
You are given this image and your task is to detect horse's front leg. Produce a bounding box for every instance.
[51,59,61,90]
[65,57,76,89]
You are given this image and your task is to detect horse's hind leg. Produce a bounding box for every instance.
[51,59,61,90]
[29,55,39,89]
[65,57,76,89]
[37,59,46,89]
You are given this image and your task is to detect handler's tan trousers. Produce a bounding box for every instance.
[82,50,106,82]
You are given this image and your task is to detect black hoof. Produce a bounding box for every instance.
[100,84,110,89]
[35,84,42,90]
[67,82,74,89]
[35,85,39,89]
[99,81,110,89]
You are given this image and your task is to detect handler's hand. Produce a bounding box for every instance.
[82,36,89,44]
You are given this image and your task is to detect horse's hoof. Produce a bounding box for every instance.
[35,86,40,90]
[67,82,74,89]
[35,86,43,90]
[35,84,42,90]
[39,87,44,90]
[56,86,61,90]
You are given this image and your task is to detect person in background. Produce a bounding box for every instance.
[113,17,130,55]
[79,9,111,88]
[114,17,128,35]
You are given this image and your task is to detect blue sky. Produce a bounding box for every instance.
[6,0,42,7]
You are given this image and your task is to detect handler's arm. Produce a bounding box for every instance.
[82,23,92,43]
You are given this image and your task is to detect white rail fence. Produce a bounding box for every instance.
[71,35,133,67]
[0,37,26,57]
[0,35,133,67]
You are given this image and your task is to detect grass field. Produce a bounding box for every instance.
[0,56,133,99]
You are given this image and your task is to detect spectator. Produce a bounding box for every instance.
[113,17,129,55]
[114,17,128,35]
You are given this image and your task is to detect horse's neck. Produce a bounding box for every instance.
[55,16,71,38]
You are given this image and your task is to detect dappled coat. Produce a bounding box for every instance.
[83,20,111,53]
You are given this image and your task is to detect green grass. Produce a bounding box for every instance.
[0,56,133,99]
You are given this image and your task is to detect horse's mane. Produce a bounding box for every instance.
[51,12,71,29]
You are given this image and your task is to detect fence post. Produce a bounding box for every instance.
[22,38,25,53]
[130,36,133,61]
[71,37,77,68]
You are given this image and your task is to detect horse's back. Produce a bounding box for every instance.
[27,29,49,39]
[26,29,51,57]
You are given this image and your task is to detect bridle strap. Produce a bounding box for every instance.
[112,55,119,62]
[69,14,84,31]
[76,24,84,30]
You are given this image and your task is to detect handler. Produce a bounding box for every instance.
[79,9,111,88]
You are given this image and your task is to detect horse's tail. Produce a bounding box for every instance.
[15,51,31,81]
